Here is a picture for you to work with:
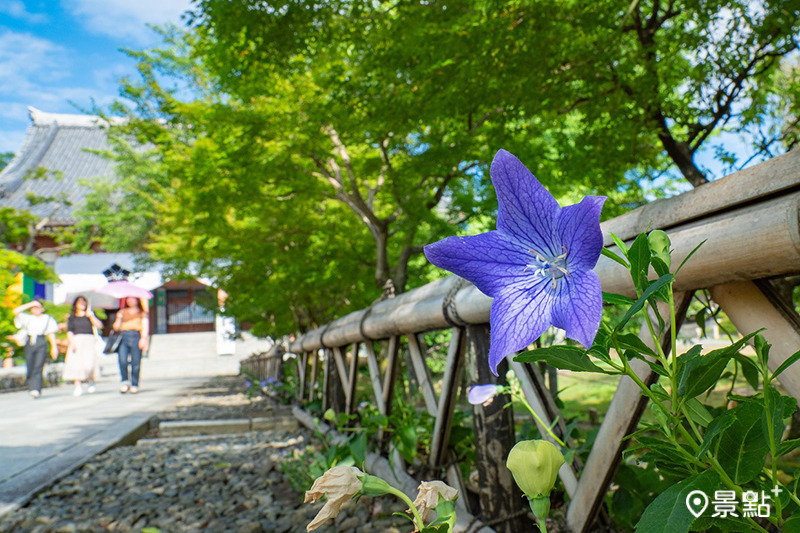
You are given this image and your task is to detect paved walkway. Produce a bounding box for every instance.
[0,377,208,516]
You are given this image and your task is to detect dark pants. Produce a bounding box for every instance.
[25,338,48,392]
[118,331,142,387]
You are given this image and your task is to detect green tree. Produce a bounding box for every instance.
[0,208,59,357]
[193,0,799,187]
[0,152,13,171]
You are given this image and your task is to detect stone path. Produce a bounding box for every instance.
[0,377,416,533]
[0,377,209,517]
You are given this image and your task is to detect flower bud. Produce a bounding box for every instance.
[648,230,671,268]
[506,440,564,499]
[468,384,500,406]
[358,474,393,497]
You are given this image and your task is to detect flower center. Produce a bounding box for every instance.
[526,247,569,289]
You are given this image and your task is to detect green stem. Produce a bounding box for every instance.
[762,468,800,508]
[536,517,547,533]
[512,392,566,447]
[386,486,425,531]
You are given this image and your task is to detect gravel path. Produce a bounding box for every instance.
[0,377,415,533]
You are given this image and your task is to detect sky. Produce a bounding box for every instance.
[0,0,193,154]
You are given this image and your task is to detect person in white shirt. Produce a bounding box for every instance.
[13,300,59,398]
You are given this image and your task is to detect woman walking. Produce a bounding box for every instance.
[64,296,103,396]
[13,300,59,398]
[113,297,149,394]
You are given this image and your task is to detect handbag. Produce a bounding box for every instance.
[93,327,106,358]
[104,331,122,354]
[12,329,28,347]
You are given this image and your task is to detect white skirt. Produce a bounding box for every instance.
[63,334,98,381]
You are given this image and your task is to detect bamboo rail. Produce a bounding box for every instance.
[243,149,800,533]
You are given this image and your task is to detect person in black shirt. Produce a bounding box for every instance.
[64,296,104,396]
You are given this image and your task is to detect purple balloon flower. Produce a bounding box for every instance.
[468,384,499,406]
[424,150,606,375]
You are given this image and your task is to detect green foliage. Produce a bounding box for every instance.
[527,231,800,531]
[0,208,60,357]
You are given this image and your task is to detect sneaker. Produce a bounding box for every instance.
[29,390,41,398]
[129,386,139,394]
[73,386,83,397]
[87,384,96,394]
[120,384,129,394]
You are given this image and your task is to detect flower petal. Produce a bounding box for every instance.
[550,270,602,348]
[467,384,498,405]
[488,278,555,374]
[491,149,560,255]
[424,231,532,297]
[557,196,606,272]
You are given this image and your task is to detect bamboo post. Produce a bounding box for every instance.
[297,352,308,401]
[308,350,319,403]
[467,324,529,533]
[321,349,331,412]
[711,280,800,398]
[365,342,386,414]
[345,343,360,415]
[429,328,466,469]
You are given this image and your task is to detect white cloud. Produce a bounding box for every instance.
[63,0,193,43]
[0,1,48,24]
[0,31,123,152]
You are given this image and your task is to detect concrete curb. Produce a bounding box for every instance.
[158,416,298,437]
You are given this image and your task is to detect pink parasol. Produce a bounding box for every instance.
[95,281,154,300]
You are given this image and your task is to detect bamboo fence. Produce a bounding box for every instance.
[242,149,800,533]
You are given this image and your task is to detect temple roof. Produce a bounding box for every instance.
[0,107,122,225]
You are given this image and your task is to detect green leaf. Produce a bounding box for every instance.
[350,432,367,464]
[514,345,612,373]
[603,291,635,306]
[697,411,735,457]
[676,344,703,371]
[651,402,670,432]
[734,354,759,390]
[650,256,671,278]
[677,332,761,398]
[395,425,418,464]
[755,334,770,368]
[677,352,729,399]
[777,438,800,457]
[614,274,674,332]
[675,240,707,274]
[690,515,755,532]
[694,308,707,337]
[783,516,800,533]
[770,347,800,382]
[635,470,720,533]
[609,232,629,256]
[616,333,658,358]
[762,386,786,450]
[685,398,714,428]
[601,247,630,268]
[628,233,652,290]
[716,401,770,484]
